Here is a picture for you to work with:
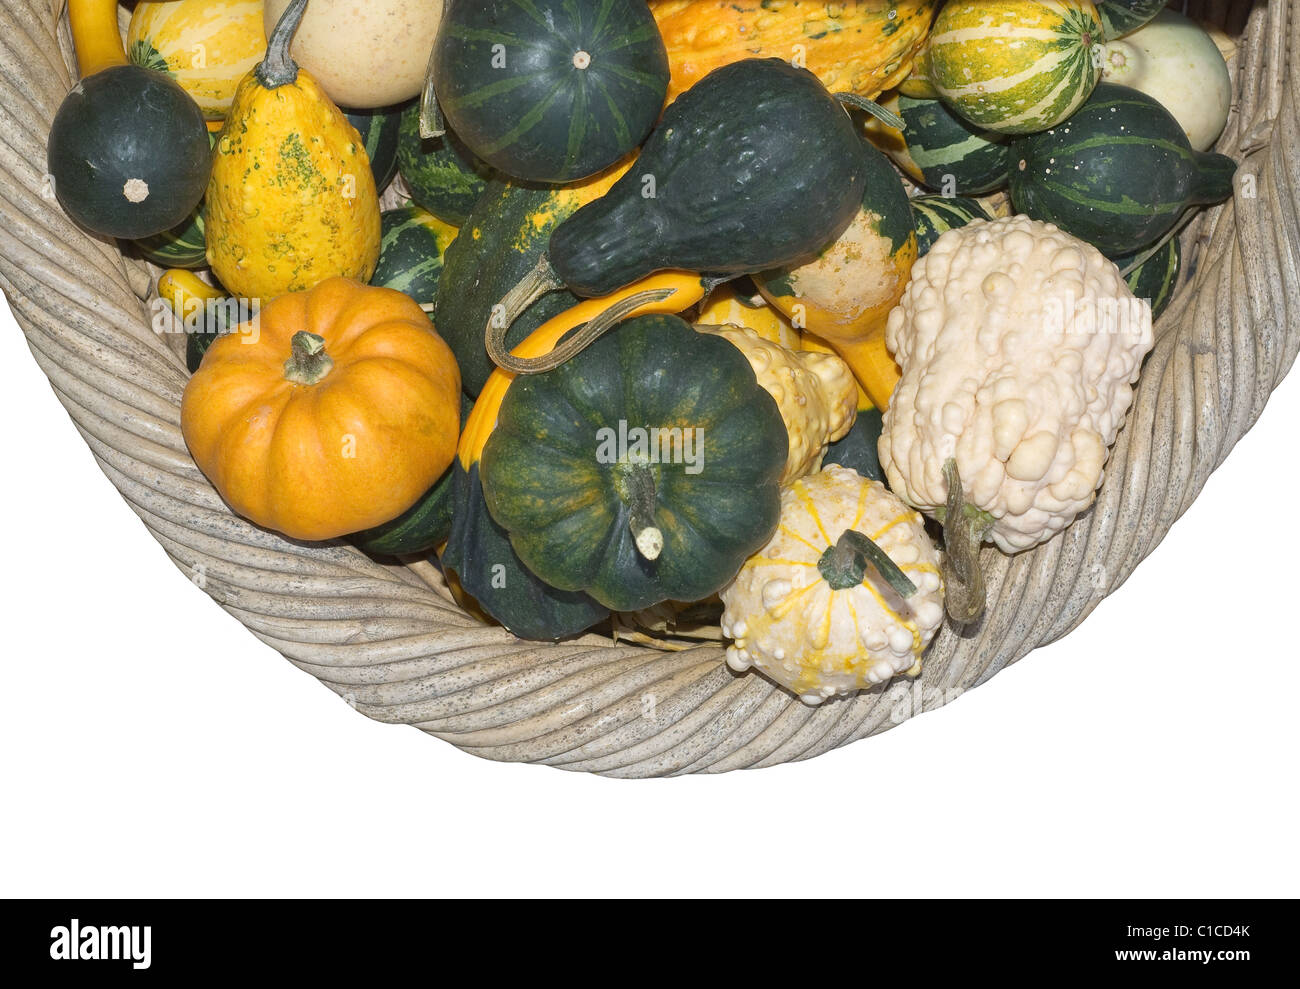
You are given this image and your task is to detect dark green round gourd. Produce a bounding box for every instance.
[396,102,493,226]
[910,195,994,255]
[443,462,609,641]
[480,314,788,612]
[897,95,1011,196]
[1114,237,1182,321]
[1009,83,1237,257]
[345,103,407,192]
[432,0,670,184]
[369,206,459,307]
[823,407,885,482]
[48,64,211,239]
[549,58,868,298]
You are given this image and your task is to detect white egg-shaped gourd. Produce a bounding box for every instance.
[264,0,443,109]
[1101,9,1231,152]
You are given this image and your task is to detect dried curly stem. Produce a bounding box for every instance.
[939,459,994,624]
[835,92,906,131]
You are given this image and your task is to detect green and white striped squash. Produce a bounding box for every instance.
[929,0,1106,136]
[1113,237,1182,321]
[897,95,1012,195]
[369,206,459,308]
[910,195,994,255]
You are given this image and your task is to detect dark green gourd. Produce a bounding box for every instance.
[432,0,669,184]
[484,58,872,376]
[1009,83,1236,257]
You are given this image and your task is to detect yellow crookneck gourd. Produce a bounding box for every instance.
[205,0,380,301]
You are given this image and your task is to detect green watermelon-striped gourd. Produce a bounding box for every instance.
[910,195,995,255]
[432,0,670,184]
[1009,83,1237,256]
[397,102,493,227]
[1114,237,1182,320]
[928,0,1105,135]
[1095,0,1167,39]
[896,95,1011,195]
[345,103,407,192]
[369,206,458,307]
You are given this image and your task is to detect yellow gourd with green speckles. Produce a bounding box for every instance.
[205,0,379,301]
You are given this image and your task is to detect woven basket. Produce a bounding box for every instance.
[2,1,1296,777]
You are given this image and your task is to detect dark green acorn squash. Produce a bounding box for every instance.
[480,314,788,612]
[432,0,670,184]
[910,195,994,256]
[48,64,211,240]
[547,58,867,298]
[897,95,1011,196]
[823,406,885,483]
[397,102,493,227]
[1009,83,1237,257]
[345,102,407,192]
[444,463,609,641]
[369,206,459,308]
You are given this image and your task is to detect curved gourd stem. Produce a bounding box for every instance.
[484,254,566,369]
[488,281,675,375]
[818,529,917,598]
[257,0,308,89]
[835,92,905,131]
[938,459,994,624]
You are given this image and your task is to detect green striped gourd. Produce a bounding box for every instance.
[1114,237,1182,320]
[1095,0,1166,39]
[929,0,1105,135]
[897,95,1012,195]
[397,102,493,227]
[370,206,459,308]
[431,0,670,184]
[1009,83,1237,256]
[345,103,406,192]
[910,195,994,255]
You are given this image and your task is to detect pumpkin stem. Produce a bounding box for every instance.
[487,278,676,375]
[283,331,334,385]
[835,92,905,132]
[937,459,994,624]
[817,529,917,597]
[258,0,307,89]
[614,462,663,562]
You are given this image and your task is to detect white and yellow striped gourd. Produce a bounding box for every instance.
[720,466,946,705]
[128,1,267,121]
[928,0,1105,135]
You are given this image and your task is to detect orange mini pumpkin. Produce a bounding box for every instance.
[181,277,461,541]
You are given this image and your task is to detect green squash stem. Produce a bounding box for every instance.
[817,529,917,598]
[283,331,334,385]
[486,275,676,375]
[834,92,905,131]
[613,462,663,561]
[938,458,994,624]
[257,0,307,89]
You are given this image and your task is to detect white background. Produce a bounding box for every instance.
[1,298,1296,899]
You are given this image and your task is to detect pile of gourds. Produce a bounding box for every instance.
[46,0,1237,706]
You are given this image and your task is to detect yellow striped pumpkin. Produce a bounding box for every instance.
[128,1,267,121]
[928,0,1104,135]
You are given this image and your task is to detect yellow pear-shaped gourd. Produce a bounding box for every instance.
[206,0,380,301]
